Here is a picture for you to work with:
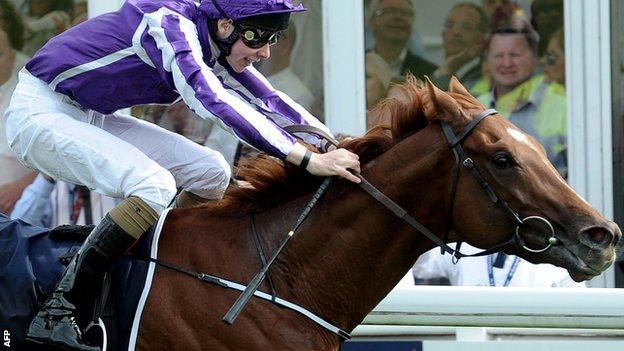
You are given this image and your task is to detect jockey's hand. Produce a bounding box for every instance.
[307,149,361,183]
[286,142,361,183]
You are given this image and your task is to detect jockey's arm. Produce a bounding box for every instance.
[226,65,331,147]
[144,8,360,182]
[145,8,298,159]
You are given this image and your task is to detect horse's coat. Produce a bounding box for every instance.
[133,78,620,350]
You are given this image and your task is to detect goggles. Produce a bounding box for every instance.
[238,24,282,49]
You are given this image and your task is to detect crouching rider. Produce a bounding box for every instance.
[5,0,360,350]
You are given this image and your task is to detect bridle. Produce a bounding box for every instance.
[286,108,561,259]
[438,108,560,257]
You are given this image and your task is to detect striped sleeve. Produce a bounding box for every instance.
[142,8,297,159]
[226,66,333,145]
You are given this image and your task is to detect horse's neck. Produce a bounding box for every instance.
[268,128,454,333]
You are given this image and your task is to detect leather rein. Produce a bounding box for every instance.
[285,109,562,262]
[285,108,561,260]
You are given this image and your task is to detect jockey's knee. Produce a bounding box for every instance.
[185,152,232,200]
[126,169,177,214]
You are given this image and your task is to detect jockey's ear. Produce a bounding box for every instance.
[423,76,462,123]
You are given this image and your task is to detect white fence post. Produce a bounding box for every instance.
[322,0,367,136]
[565,0,614,288]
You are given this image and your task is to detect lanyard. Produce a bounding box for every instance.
[487,254,520,287]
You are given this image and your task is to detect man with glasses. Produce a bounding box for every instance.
[431,3,488,91]
[365,0,436,108]
[7,0,361,349]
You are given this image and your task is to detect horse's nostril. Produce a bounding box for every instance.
[588,228,606,243]
[581,226,613,247]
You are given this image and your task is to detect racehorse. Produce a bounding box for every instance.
[133,77,620,350]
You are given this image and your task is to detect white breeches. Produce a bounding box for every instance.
[5,71,231,213]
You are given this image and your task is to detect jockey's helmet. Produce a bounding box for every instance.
[199,0,305,56]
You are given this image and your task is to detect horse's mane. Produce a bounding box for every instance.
[204,77,482,217]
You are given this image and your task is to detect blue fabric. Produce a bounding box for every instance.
[0,213,81,350]
[0,213,153,350]
[112,228,152,350]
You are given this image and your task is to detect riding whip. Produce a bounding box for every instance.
[222,176,333,325]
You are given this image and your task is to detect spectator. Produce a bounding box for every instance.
[365,0,437,108]
[71,0,87,26]
[161,101,213,144]
[364,0,429,61]
[412,243,585,287]
[11,174,119,228]
[0,18,36,214]
[477,6,567,177]
[260,21,315,111]
[530,0,563,57]
[0,0,25,50]
[21,0,72,56]
[542,26,565,86]
[482,0,513,18]
[431,3,489,91]
[471,2,530,96]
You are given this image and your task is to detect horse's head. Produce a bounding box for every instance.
[420,77,621,281]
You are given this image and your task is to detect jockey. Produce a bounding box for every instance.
[5,0,361,350]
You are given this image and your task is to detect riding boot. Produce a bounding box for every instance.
[25,214,137,351]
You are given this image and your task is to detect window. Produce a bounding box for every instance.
[361,0,623,289]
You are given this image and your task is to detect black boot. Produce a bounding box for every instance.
[26,215,137,350]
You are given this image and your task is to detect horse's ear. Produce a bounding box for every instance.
[423,76,461,123]
[448,76,485,108]
[448,76,471,96]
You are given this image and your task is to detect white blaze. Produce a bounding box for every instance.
[505,129,591,207]
[507,127,539,152]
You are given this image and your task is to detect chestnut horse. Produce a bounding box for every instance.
[134,77,620,350]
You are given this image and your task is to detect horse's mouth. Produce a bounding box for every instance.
[554,242,608,282]
[526,220,616,282]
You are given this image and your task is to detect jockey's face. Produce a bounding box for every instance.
[217,18,271,73]
[227,39,271,73]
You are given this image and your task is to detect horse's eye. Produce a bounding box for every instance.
[491,152,514,168]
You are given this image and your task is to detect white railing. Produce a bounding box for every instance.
[357,286,624,330]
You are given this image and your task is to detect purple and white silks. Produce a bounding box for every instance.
[25,0,328,159]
